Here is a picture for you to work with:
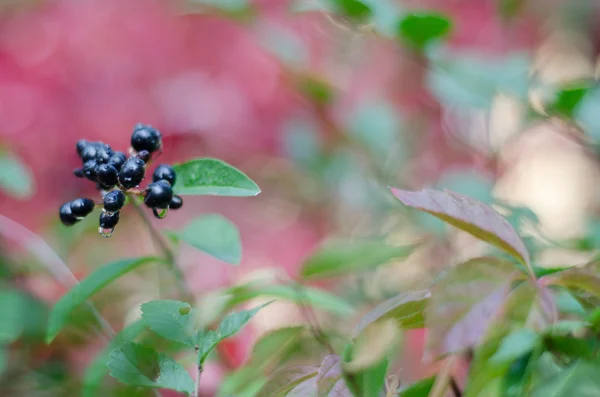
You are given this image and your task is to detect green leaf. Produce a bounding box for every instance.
[217,367,267,397]
[141,300,195,346]
[544,260,600,297]
[0,288,27,343]
[426,257,515,357]
[398,376,436,397]
[501,351,536,397]
[547,83,591,119]
[353,290,430,337]
[329,0,371,22]
[257,366,318,397]
[223,283,354,316]
[390,188,533,274]
[530,360,600,397]
[197,302,270,364]
[107,342,194,395]
[301,238,416,279]
[0,151,34,199]
[46,256,157,343]
[490,329,539,363]
[0,346,6,377]
[249,326,308,366]
[342,329,391,397]
[178,214,242,265]
[83,319,147,397]
[172,158,261,197]
[397,12,452,50]
[297,76,334,106]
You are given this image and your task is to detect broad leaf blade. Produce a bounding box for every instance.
[198,302,270,364]
[46,256,157,343]
[172,158,260,197]
[257,366,318,397]
[490,329,539,364]
[426,257,515,357]
[353,290,430,337]
[398,12,452,50]
[179,214,242,265]
[301,238,416,279]
[107,342,194,395]
[83,319,147,397]
[390,188,532,273]
[530,360,600,397]
[141,300,195,346]
[398,376,436,396]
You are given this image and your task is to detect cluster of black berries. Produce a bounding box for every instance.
[59,124,183,237]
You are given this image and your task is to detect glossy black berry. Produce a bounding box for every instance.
[82,160,98,181]
[96,164,119,187]
[79,142,102,162]
[95,144,114,164]
[99,211,120,229]
[108,152,126,171]
[76,140,88,156]
[74,168,84,178]
[152,164,176,187]
[136,150,151,163]
[103,190,126,212]
[59,202,78,226]
[70,198,95,218]
[118,157,145,189]
[169,195,183,210]
[131,125,162,153]
[144,180,173,209]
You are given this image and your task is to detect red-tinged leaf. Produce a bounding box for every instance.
[390,188,532,274]
[543,259,600,298]
[353,290,430,338]
[316,355,343,395]
[257,366,318,397]
[426,257,516,357]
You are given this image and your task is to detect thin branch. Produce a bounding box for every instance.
[129,197,193,301]
[450,377,462,397]
[290,279,334,354]
[193,362,203,397]
[0,215,115,342]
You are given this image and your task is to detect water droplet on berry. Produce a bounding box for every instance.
[152,208,168,219]
[99,227,115,238]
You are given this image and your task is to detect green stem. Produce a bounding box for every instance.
[129,197,193,301]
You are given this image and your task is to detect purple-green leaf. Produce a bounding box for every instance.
[426,257,516,357]
[390,188,532,275]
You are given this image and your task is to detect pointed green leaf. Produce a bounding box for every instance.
[490,329,539,364]
[141,300,195,346]
[353,290,430,337]
[398,12,452,50]
[46,256,158,343]
[83,319,147,397]
[301,238,417,279]
[390,188,532,274]
[249,326,308,366]
[197,302,271,364]
[398,376,436,397]
[108,342,194,395]
[330,0,371,22]
[217,367,267,397]
[0,151,34,199]
[0,288,27,343]
[530,360,600,397]
[179,214,242,265]
[343,336,390,397]
[172,158,260,197]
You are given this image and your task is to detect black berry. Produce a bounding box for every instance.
[152,164,176,186]
[59,202,78,226]
[70,198,95,218]
[103,190,126,212]
[95,144,114,164]
[83,160,98,181]
[99,211,120,229]
[108,151,127,171]
[131,124,162,153]
[96,164,119,187]
[79,142,102,162]
[136,150,151,163]
[169,195,183,210]
[144,180,173,209]
[74,168,84,178]
[76,140,88,156]
[118,157,146,189]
